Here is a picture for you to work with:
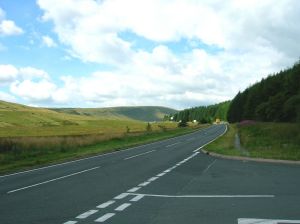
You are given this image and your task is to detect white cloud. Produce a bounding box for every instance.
[0,91,16,102]
[0,64,18,84]
[10,80,56,102]
[1,0,298,108]
[0,8,23,36]
[0,64,49,85]
[42,35,57,47]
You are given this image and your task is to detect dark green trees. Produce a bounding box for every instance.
[227,61,300,123]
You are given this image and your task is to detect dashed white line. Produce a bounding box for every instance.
[156,172,166,177]
[165,142,181,148]
[97,200,115,209]
[124,150,156,160]
[115,203,131,211]
[95,213,115,222]
[130,194,144,202]
[76,209,98,219]
[127,187,140,192]
[163,169,171,173]
[63,221,77,224]
[7,166,100,194]
[148,176,159,182]
[138,181,150,187]
[114,193,129,200]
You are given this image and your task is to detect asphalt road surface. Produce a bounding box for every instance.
[1,124,300,224]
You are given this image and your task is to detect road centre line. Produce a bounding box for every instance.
[7,166,100,194]
[165,142,181,148]
[128,193,275,198]
[148,176,159,182]
[76,209,98,219]
[157,172,166,177]
[95,213,115,222]
[97,200,115,208]
[124,150,156,160]
[63,221,77,224]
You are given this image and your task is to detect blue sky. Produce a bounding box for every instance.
[0,0,299,109]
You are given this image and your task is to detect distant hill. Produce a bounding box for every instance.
[227,61,300,123]
[51,106,178,122]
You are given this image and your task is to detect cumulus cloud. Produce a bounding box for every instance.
[1,0,298,108]
[0,8,23,36]
[42,35,57,47]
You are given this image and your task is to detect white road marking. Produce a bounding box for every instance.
[63,221,77,224]
[128,193,274,198]
[163,169,171,173]
[148,176,159,182]
[97,200,115,208]
[124,150,156,160]
[127,187,140,192]
[203,159,217,174]
[138,181,150,187]
[130,194,144,202]
[165,142,181,148]
[114,193,129,200]
[238,218,300,224]
[7,166,100,194]
[115,203,131,211]
[76,209,98,219]
[193,148,199,152]
[156,172,166,177]
[95,213,115,222]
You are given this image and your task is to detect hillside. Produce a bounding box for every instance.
[227,61,300,122]
[50,106,177,122]
[0,100,177,137]
[169,101,230,123]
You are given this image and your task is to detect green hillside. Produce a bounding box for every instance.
[0,101,177,137]
[51,106,177,122]
[227,61,300,122]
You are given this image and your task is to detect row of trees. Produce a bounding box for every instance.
[227,61,300,123]
[166,101,230,123]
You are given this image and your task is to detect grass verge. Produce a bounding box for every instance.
[0,125,205,174]
[204,122,300,161]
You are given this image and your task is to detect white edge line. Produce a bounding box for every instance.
[238,218,300,224]
[195,124,228,152]
[124,150,156,160]
[1,125,217,178]
[7,166,99,194]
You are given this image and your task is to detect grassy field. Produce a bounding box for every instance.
[0,100,177,137]
[0,125,204,174]
[205,122,300,161]
[0,100,203,174]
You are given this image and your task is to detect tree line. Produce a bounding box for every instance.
[227,60,300,123]
[165,101,230,123]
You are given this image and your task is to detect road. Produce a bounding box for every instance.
[0,124,300,224]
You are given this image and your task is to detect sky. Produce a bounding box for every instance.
[0,0,299,109]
